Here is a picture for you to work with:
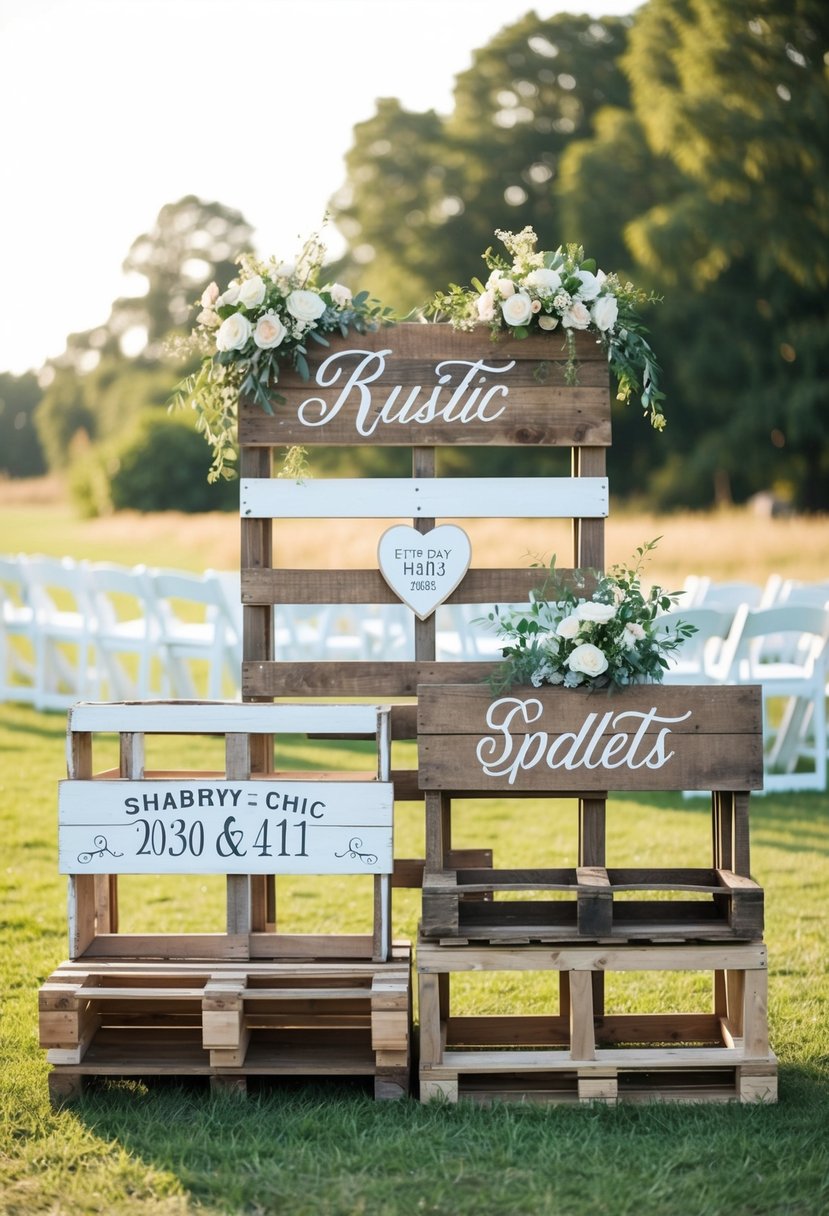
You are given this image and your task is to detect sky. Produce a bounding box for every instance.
[0,0,638,375]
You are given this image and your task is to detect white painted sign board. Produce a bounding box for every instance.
[377,524,472,620]
[59,779,394,876]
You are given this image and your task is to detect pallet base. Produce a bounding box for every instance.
[417,937,776,1106]
[40,947,412,1104]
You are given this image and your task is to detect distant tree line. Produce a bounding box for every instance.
[3,0,826,513]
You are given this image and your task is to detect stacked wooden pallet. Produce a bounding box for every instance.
[39,701,412,1102]
[414,683,776,1105]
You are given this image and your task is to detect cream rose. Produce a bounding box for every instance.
[238,275,267,309]
[567,642,609,677]
[562,300,591,329]
[476,290,497,321]
[592,295,619,332]
[218,281,240,306]
[538,314,559,331]
[328,282,352,308]
[253,311,287,350]
[215,312,253,352]
[575,270,602,301]
[196,307,220,328]
[501,292,533,327]
[622,621,646,649]
[496,278,516,299]
[286,289,327,323]
[556,614,581,640]
[523,267,561,295]
[576,600,617,624]
[200,281,219,308]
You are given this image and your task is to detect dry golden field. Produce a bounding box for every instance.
[1,476,827,590]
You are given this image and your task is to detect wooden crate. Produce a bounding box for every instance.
[418,684,765,944]
[40,948,412,1104]
[417,937,776,1105]
[61,701,396,962]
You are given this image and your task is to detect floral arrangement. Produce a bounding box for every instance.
[169,234,395,480]
[484,540,694,694]
[428,226,666,431]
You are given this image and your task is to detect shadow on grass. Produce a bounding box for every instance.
[60,1062,829,1216]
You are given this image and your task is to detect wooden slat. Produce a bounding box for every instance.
[242,567,595,606]
[240,476,608,520]
[244,660,498,697]
[68,702,389,735]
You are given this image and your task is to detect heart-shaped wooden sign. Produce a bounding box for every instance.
[377,524,472,620]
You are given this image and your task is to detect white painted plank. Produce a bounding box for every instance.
[240,477,608,520]
[59,779,394,876]
[68,702,389,736]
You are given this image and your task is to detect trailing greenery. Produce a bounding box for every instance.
[2,698,828,1215]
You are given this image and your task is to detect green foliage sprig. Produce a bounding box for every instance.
[485,539,694,694]
[168,234,396,481]
[428,226,666,431]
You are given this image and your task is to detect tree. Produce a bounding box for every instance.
[329,13,632,310]
[36,197,255,481]
[0,372,46,478]
[621,0,829,509]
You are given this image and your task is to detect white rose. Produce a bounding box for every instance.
[200,281,219,308]
[253,311,287,350]
[218,281,240,306]
[538,314,559,331]
[575,270,602,301]
[238,275,267,309]
[501,292,533,327]
[286,289,327,322]
[622,621,646,649]
[567,642,609,677]
[562,300,591,329]
[523,268,561,296]
[592,294,619,332]
[495,278,516,299]
[196,307,220,328]
[576,600,617,624]
[476,290,497,321]
[328,282,352,308]
[556,614,581,640]
[215,312,253,352]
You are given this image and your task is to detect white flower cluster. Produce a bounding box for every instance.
[197,273,353,356]
[473,231,619,338]
[487,544,692,693]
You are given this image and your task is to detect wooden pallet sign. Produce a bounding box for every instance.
[238,325,612,450]
[59,779,393,877]
[418,683,765,793]
[417,684,765,944]
[62,700,396,962]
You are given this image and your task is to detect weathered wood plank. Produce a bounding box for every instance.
[241,567,595,606]
[244,660,497,697]
[417,684,764,792]
[238,325,611,448]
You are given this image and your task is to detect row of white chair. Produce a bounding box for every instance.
[657,582,829,792]
[0,556,499,708]
[0,556,244,708]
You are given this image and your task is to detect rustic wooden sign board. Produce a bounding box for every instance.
[59,779,394,875]
[418,684,764,792]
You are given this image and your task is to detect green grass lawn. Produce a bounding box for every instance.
[1,700,828,1216]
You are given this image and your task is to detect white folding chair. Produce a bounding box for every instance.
[84,563,160,700]
[696,580,764,611]
[21,555,96,709]
[654,606,738,684]
[435,603,505,660]
[719,603,829,791]
[149,568,242,699]
[0,554,37,704]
